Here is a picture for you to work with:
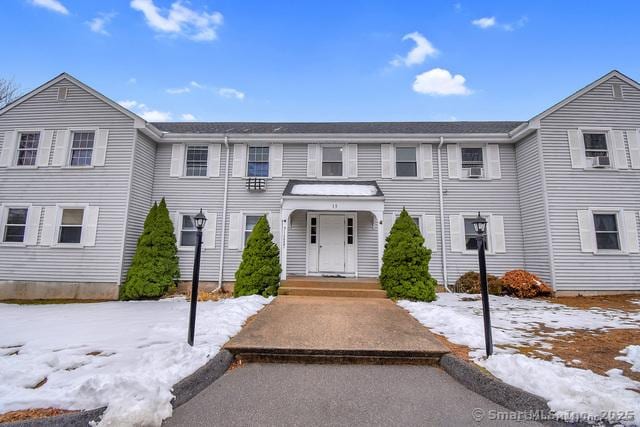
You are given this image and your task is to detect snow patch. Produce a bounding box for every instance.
[290,184,378,196]
[617,345,640,372]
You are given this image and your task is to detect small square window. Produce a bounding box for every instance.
[244,215,262,246]
[180,215,198,246]
[593,213,620,250]
[59,208,84,244]
[461,147,483,169]
[464,217,488,251]
[185,145,208,177]
[396,147,417,177]
[3,208,28,243]
[322,147,343,176]
[248,146,269,177]
[583,133,608,158]
[16,132,40,166]
[70,132,95,166]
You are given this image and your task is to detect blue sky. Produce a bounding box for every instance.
[1,0,639,122]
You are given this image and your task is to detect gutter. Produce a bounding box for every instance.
[216,135,231,292]
[437,136,451,292]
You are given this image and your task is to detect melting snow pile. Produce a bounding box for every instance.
[290,183,378,196]
[399,294,640,424]
[0,295,271,426]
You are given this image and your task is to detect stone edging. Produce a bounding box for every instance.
[5,350,234,427]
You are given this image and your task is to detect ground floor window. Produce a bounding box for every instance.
[180,214,198,246]
[593,213,620,250]
[244,215,262,246]
[464,216,488,251]
[59,208,84,243]
[3,208,28,243]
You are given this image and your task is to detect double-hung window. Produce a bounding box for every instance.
[464,216,488,251]
[248,146,269,177]
[461,147,483,176]
[185,145,208,177]
[58,208,84,244]
[70,132,95,166]
[3,208,28,243]
[396,147,417,177]
[322,146,343,177]
[593,213,620,250]
[244,215,262,246]
[16,132,40,166]
[180,215,198,246]
[583,133,609,159]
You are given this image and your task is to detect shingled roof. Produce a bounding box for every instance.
[150,121,524,135]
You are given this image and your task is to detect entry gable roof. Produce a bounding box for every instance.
[283,180,384,197]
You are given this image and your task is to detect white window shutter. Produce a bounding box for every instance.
[611,130,628,169]
[36,130,54,167]
[203,211,217,249]
[52,130,71,166]
[447,144,460,179]
[207,144,221,177]
[490,215,506,253]
[422,214,437,251]
[170,212,180,241]
[269,143,283,177]
[169,144,185,177]
[81,206,99,246]
[567,130,585,169]
[228,213,243,249]
[0,131,18,167]
[307,144,319,177]
[449,215,463,252]
[487,144,502,179]
[419,144,433,179]
[267,211,281,249]
[25,206,42,246]
[622,211,639,253]
[346,144,358,177]
[628,130,640,169]
[381,144,393,178]
[41,206,58,246]
[93,129,109,166]
[577,210,595,253]
[383,213,395,238]
[232,144,247,177]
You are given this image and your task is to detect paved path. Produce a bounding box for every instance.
[164,363,541,426]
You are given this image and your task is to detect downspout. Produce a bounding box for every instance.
[215,135,231,292]
[437,136,451,292]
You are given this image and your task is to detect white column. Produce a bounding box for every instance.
[280,209,292,280]
[373,210,385,273]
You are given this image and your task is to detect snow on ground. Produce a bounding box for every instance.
[0,295,271,426]
[399,294,640,424]
[617,345,640,372]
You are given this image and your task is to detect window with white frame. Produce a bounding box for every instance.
[593,213,620,250]
[464,216,488,251]
[583,133,609,159]
[461,147,483,174]
[244,215,262,246]
[70,132,95,166]
[16,132,40,166]
[180,214,198,246]
[58,208,84,244]
[247,146,269,177]
[395,147,417,177]
[185,145,208,177]
[322,146,343,177]
[3,208,28,243]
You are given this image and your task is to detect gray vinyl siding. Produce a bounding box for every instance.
[357,211,379,277]
[515,132,552,283]
[286,210,307,276]
[121,131,157,278]
[0,79,135,283]
[540,76,640,291]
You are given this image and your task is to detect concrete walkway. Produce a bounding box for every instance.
[224,296,449,364]
[164,363,541,426]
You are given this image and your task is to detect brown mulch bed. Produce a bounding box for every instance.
[546,294,640,312]
[431,332,472,362]
[0,408,76,424]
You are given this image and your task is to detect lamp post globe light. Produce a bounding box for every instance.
[188,209,207,347]
[473,212,493,357]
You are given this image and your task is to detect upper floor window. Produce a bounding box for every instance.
[244,215,262,246]
[593,213,620,250]
[461,147,483,177]
[16,132,40,166]
[395,147,417,177]
[3,208,28,243]
[180,214,198,246]
[58,208,84,244]
[583,133,609,159]
[322,146,343,177]
[185,145,208,177]
[248,146,269,177]
[464,216,488,251]
[70,132,95,166]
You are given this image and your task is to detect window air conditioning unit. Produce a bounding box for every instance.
[467,167,483,178]
[246,177,267,191]
[592,156,610,168]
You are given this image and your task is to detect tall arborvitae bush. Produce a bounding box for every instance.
[234,216,281,297]
[380,208,437,301]
[120,198,181,300]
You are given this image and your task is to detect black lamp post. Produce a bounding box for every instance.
[187,209,207,347]
[473,212,493,357]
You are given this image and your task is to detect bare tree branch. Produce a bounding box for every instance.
[0,78,20,108]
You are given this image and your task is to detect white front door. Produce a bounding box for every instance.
[318,214,345,272]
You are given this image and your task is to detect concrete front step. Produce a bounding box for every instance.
[281,280,380,290]
[279,287,387,298]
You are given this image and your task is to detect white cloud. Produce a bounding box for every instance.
[166,86,191,95]
[472,16,496,29]
[87,12,116,35]
[127,78,137,85]
[130,0,223,41]
[29,0,68,14]
[118,100,139,109]
[390,32,438,67]
[190,81,205,89]
[217,87,245,100]
[140,110,172,121]
[181,113,196,121]
[412,68,472,96]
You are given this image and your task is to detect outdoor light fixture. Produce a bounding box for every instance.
[474,212,493,357]
[187,209,207,347]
